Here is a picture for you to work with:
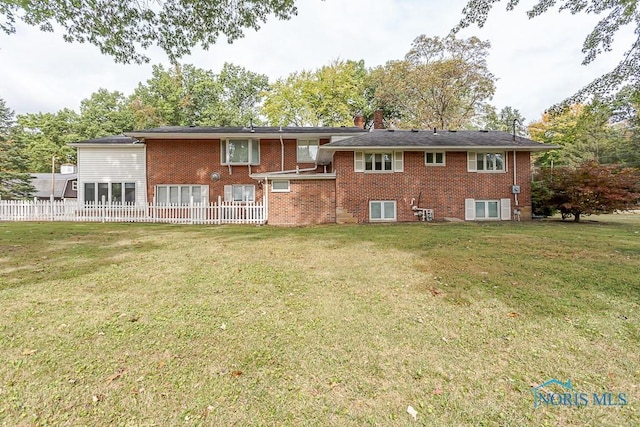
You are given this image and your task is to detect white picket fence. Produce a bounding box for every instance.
[0,197,266,225]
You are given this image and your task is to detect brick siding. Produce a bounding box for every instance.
[333,150,532,223]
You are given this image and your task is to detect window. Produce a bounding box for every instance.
[465,198,511,221]
[354,151,403,172]
[71,181,78,191]
[271,180,290,193]
[369,201,397,222]
[425,151,445,166]
[475,200,499,219]
[468,152,505,172]
[156,185,207,205]
[84,182,136,204]
[221,139,260,165]
[224,185,255,202]
[297,139,319,163]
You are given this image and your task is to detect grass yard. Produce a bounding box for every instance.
[0,216,639,426]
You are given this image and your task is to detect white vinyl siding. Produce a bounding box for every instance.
[369,201,397,222]
[76,146,147,205]
[355,151,403,173]
[221,139,260,165]
[465,198,512,221]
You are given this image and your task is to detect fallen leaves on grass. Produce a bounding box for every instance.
[507,312,520,318]
[106,368,126,384]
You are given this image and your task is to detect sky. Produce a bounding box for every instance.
[0,0,636,124]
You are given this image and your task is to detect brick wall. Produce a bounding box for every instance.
[145,137,331,203]
[268,179,336,226]
[334,150,532,223]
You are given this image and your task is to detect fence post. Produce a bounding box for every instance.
[50,195,55,221]
[101,195,106,223]
[217,195,222,225]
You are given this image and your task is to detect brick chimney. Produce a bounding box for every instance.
[354,115,365,129]
[373,109,384,130]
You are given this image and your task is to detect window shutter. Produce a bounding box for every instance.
[221,140,227,164]
[354,151,364,172]
[251,140,260,165]
[224,185,232,202]
[467,152,477,172]
[201,185,210,204]
[500,198,511,220]
[465,198,475,220]
[394,151,404,172]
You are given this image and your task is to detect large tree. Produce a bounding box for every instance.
[16,109,80,172]
[0,1,298,63]
[262,60,369,127]
[76,89,136,138]
[455,0,640,107]
[0,98,34,199]
[371,35,496,129]
[130,63,268,128]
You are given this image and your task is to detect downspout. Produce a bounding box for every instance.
[264,177,269,224]
[279,128,285,171]
[513,150,518,207]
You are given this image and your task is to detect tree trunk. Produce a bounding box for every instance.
[573,212,581,222]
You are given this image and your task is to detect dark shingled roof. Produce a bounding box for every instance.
[324,129,554,150]
[72,135,140,144]
[128,126,365,135]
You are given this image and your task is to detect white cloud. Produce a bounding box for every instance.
[0,0,635,123]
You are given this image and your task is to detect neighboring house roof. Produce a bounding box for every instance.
[30,173,77,198]
[126,126,366,139]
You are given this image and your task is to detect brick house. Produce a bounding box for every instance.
[71,117,553,225]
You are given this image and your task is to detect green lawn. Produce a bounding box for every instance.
[1,216,639,426]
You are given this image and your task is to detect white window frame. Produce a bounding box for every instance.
[467,151,506,172]
[354,151,403,173]
[221,139,260,165]
[297,139,319,163]
[369,200,397,222]
[465,198,511,221]
[155,185,208,205]
[71,180,78,191]
[425,151,446,166]
[271,180,290,193]
[84,182,136,204]
[224,184,255,202]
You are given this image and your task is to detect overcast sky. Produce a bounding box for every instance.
[0,0,635,124]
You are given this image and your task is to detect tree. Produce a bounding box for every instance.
[370,35,496,129]
[76,89,136,138]
[0,98,34,199]
[0,1,299,64]
[263,60,369,127]
[16,110,80,172]
[455,0,640,107]
[529,101,626,167]
[534,161,640,222]
[481,106,527,135]
[130,63,268,128]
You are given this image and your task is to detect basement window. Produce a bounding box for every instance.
[156,185,207,205]
[271,180,290,193]
[369,200,396,222]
